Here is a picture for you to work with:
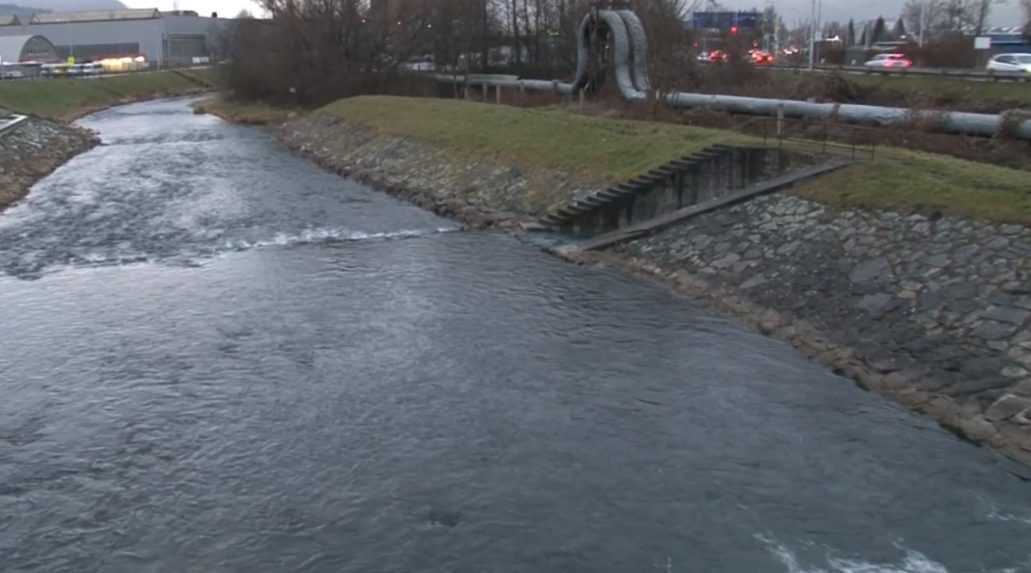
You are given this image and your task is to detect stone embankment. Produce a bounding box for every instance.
[0,117,98,211]
[280,113,603,228]
[598,193,1031,464]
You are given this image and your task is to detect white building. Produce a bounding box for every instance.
[0,8,231,66]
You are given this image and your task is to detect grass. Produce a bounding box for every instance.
[0,69,211,121]
[319,96,757,183]
[843,73,1031,110]
[321,95,1029,225]
[772,69,1031,111]
[793,148,1031,225]
[192,96,297,125]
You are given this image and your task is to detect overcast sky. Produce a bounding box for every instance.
[732,0,1022,28]
[123,0,261,18]
[122,0,1023,28]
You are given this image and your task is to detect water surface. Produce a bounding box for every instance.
[1,98,1029,573]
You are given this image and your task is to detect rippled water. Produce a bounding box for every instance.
[1,99,1030,573]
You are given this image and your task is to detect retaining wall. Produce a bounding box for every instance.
[563,146,796,235]
[609,193,1031,464]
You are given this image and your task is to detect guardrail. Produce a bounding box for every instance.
[766,63,1031,82]
[0,114,28,138]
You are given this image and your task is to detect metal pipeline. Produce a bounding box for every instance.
[438,9,1031,140]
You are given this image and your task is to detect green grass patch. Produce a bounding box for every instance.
[767,69,1031,111]
[793,149,1031,225]
[0,70,210,121]
[320,95,1027,225]
[845,73,1031,109]
[319,95,757,183]
[174,67,219,88]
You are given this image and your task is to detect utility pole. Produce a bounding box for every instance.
[808,0,816,69]
[918,3,928,47]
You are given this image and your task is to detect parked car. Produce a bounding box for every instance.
[863,53,912,69]
[986,53,1031,73]
[707,49,728,63]
[400,57,435,72]
[749,49,774,65]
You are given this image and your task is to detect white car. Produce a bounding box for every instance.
[863,53,912,69]
[986,53,1031,73]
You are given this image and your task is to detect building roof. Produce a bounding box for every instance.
[0,35,54,63]
[30,8,160,24]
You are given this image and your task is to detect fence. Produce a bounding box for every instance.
[766,63,1031,83]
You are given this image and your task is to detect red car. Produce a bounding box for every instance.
[749,49,775,65]
[708,50,728,63]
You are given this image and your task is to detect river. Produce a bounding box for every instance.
[1,98,1029,572]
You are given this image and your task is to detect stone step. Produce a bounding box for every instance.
[597,189,626,200]
[577,196,607,208]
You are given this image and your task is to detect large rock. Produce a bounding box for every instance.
[857,293,897,318]
[986,394,1031,422]
[849,257,892,284]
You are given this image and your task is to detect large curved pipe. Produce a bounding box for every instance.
[571,14,593,93]
[662,92,1031,139]
[597,9,645,100]
[618,10,651,93]
[437,9,1031,140]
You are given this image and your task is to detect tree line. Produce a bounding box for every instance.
[226,0,692,105]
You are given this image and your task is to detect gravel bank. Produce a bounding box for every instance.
[1,117,98,211]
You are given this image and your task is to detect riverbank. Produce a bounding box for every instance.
[0,68,215,121]
[279,96,759,227]
[259,95,1031,465]
[192,96,298,125]
[0,118,97,212]
[0,70,216,211]
[581,198,1031,466]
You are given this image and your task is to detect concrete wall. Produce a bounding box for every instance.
[566,147,791,235]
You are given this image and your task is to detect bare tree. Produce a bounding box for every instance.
[972,0,992,34]
[1023,0,1031,37]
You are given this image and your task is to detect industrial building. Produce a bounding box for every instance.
[0,8,230,66]
[0,34,59,64]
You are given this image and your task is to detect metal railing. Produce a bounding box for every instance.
[746,115,879,160]
[0,114,28,138]
[766,63,1031,83]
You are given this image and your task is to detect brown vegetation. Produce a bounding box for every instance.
[225,0,694,107]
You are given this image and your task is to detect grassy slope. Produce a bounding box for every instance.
[793,150,1031,225]
[320,96,756,183]
[322,96,1030,225]
[0,69,212,121]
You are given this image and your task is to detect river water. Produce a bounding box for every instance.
[1,98,1030,572]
